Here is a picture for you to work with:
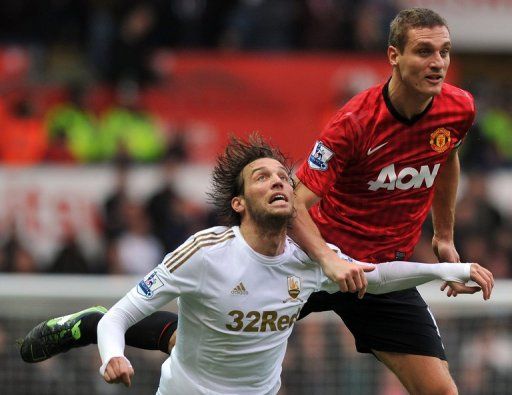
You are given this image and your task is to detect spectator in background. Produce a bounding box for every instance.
[0,96,47,165]
[454,171,505,277]
[0,224,36,273]
[459,321,512,395]
[106,201,163,274]
[107,3,158,87]
[45,84,99,163]
[353,0,398,51]
[103,160,131,241]
[479,91,512,167]
[44,128,76,163]
[458,122,499,171]
[299,0,356,50]
[461,81,512,170]
[222,0,302,50]
[98,83,165,163]
[158,0,237,48]
[86,1,116,82]
[455,171,503,239]
[145,147,190,252]
[48,231,90,274]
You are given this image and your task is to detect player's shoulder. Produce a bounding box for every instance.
[286,237,314,265]
[332,82,386,124]
[439,83,475,111]
[160,226,236,273]
[286,238,351,266]
[189,226,236,251]
[172,226,236,258]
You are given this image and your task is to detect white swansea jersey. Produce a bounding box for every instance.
[127,226,339,395]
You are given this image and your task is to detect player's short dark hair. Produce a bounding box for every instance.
[208,133,292,226]
[389,8,448,53]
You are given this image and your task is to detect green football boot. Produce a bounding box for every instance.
[19,306,108,363]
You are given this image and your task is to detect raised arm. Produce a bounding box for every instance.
[290,180,374,297]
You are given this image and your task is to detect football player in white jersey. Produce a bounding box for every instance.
[93,134,492,394]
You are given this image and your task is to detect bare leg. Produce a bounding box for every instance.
[373,350,458,395]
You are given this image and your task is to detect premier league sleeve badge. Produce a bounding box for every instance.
[308,141,334,171]
[137,271,164,298]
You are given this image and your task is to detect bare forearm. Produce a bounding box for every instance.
[432,151,460,241]
[291,180,372,295]
[289,203,338,266]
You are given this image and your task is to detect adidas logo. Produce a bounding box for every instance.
[231,282,248,295]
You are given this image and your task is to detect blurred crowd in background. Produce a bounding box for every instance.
[0,0,511,279]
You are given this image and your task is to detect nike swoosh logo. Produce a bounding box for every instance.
[367,142,389,156]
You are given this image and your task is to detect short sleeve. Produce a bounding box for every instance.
[296,112,358,197]
[454,90,477,149]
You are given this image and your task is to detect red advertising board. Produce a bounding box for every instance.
[147,52,391,162]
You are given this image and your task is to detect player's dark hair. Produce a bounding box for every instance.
[208,133,292,226]
[389,8,448,52]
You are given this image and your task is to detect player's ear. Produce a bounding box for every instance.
[388,46,399,67]
[231,196,245,214]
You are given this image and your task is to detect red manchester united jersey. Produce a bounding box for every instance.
[296,81,475,263]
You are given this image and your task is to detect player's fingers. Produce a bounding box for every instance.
[471,264,494,295]
[337,279,348,293]
[352,269,364,290]
[465,286,481,295]
[362,265,375,272]
[345,276,357,293]
[471,271,489,299]
[357,271,368,299]
[440,281,448,292]
[478,278,490,300]
[479,275,491,300]
[480,268,494,295]
[104,365,117,383]
[120,371,132,388]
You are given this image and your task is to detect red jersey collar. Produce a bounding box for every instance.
[382,79,435,125]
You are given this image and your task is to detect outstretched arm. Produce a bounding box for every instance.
[365,261,493,299]
[290,180,374,298]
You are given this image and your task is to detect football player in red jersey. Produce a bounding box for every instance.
[291,7,494,395]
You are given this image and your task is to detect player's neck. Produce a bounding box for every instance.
[239,222,287,257]
[388,75,433,120]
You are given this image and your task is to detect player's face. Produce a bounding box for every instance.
[236,158,294,225]
[391,25,451,98]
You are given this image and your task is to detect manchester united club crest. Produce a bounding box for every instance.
[429,128,451,153]
[283,275,303,303]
